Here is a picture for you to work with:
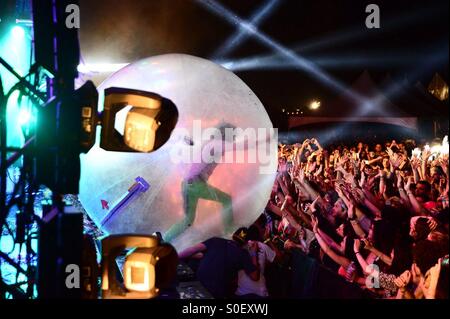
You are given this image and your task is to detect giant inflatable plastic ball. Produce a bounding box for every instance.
[79,54,277,251]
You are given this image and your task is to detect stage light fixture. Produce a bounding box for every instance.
[11,25,25,39]
[101,234,178,299]
[123,248,156,293]
[35,81,178,194]
[100,87,178,153]
[17,108,32,125]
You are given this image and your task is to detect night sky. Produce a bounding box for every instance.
[77,0,449,126]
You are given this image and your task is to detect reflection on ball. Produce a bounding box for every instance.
[79,54,277,251]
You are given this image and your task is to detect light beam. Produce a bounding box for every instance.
[197,0,365,104]
[211,0,280,60]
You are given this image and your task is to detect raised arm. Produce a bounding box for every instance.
[362,238,393,267]
[278,194,312,230]
[317,228,344,254]
[404,177,427,216]
[297,168,326,207]
[353,239,376,276]
[378,170,387,199]
[296,139,310,164]
[277,174,292,199]
[396,172,412,210]
[421,147,432,182]
[410,157,422,183]
[347,201,367,239]
[312,216,351,269]
[310,138,323,152]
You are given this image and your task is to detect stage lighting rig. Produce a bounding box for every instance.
[101,234,178,299]
[35,82,178,194]
[1,0,178,299]
[99,87,178,153]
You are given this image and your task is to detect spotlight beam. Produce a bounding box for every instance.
[198,0,365,104]
[220,52,440,71]
[219,4,445,73]
[211,0,280,60]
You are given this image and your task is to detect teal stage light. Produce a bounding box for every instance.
[11,25,25,39]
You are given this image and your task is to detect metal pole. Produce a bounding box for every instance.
[0,72,7,299]
[0,57,46,102]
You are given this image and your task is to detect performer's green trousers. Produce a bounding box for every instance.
[164,179,233,243]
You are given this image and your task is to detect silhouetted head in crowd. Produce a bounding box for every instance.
[369,219,396,256]
[382,156,390,170]
[247,225,263,242]
[388,234,414,276]
[336,220,355,240]
[232,227,248,247]
[410,217,431,242]
[413,239,448,275]
[430,166,443,184]
[375,144,383,153]
[330,198,347,224]
[415,180,431,202]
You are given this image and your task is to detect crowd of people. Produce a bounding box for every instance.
[179,136,449,299]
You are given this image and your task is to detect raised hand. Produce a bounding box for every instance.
[335,183,345,198]
[427,218,438,232]
[302,139,311,147]
[394,270,411,288]
[361,238,373,251]
[410,157,421,170]
[396,171,404,189]
[390,153,404,169]
[391,140,398,148]
[352,188,365,204]
[438,157,449,172]
[354,239,361,253]
[404,176,414,193]
[420,258,444,299]
[311,215,319,233]
[347,198,356,220]
[386,147,394,158]
[310,196,320,212]
[422,145,431,161]
[411,263,422,286]
[297,167,306,183]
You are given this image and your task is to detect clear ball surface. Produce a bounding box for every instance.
[79,54,277,251]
